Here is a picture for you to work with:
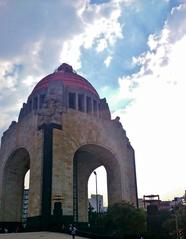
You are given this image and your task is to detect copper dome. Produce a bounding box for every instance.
[30,63,99,98]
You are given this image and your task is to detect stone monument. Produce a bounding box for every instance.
[0,63,138,230]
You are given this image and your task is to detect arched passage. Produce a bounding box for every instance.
[22,169,30,226]
[73,144,122,223]
[88,166,108,213]
[1,148,30,222]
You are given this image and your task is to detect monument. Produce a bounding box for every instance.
[0,63,138,230]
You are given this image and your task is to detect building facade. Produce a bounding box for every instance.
[89,194,105,213]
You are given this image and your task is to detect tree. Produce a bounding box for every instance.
[177,203,186,238]
[147,205,171,239]
[105,201,147,239]
[163,203,186,239]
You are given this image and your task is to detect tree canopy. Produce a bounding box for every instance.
[105,201,147,238]
[163,203,186,239]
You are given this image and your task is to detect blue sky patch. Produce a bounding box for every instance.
[90,0,111,4]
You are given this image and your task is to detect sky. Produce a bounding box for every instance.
[1,0,186,205]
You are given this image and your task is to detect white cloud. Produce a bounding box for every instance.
[60,0,123,69]
[0,61,19,91]
[168,3,186,42]
[104,56,112,67]
[60,35,83,70]
[96,38,108,52]
[0,0,124,90]
[112,3,186,199]
[0,113,11,130]
[22,75,39,88]
[0,101,23,137]
[0,0,124,133]
[0,1,86,99]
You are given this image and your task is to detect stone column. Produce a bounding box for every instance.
[38,123,62,230]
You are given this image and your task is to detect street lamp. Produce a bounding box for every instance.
[93,171,98,213]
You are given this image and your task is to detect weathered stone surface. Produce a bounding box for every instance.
[0,112,43,221]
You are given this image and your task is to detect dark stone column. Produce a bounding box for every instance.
[38,123,62,230]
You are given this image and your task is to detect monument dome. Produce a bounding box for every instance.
[30,63,99,98]
[18,63,110,121]
[16,63,111,120]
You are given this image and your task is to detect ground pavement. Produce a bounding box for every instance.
[0,231,89,239]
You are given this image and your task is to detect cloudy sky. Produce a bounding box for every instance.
[1,0,186,203]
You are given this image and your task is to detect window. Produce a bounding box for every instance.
[29,100,32,112]
[69,93,76,109]
[93,100,97,115]
[86,96,92,113]
[33,97,38,110]
[39,94,45,108]
[78,94,84,112]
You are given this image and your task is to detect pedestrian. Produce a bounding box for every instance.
[0,226,4,233]
[69,224,73,233]
[70,225,77,239]
[16,225,19,233]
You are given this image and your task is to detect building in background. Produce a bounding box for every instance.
[143,194,160,209]
[89,194,107,212]
[140,191,186,212]
[138,198,145,209]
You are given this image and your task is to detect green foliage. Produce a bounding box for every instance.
[105,201,147,238]
[163,215,177,238]
[147,208,171,239]
[163,203,186,239]
[177,203,186,237]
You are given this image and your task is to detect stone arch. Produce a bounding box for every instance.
[73,144,122,223]
[1,147,30,222]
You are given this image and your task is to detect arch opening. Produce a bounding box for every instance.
[2,148,30,224]
[73,144,122,223]
[88,166,108,213]
[22,169,30,227]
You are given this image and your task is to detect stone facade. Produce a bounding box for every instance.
[0,63,138,229]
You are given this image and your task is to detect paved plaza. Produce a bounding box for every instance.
[0,232,88,239]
